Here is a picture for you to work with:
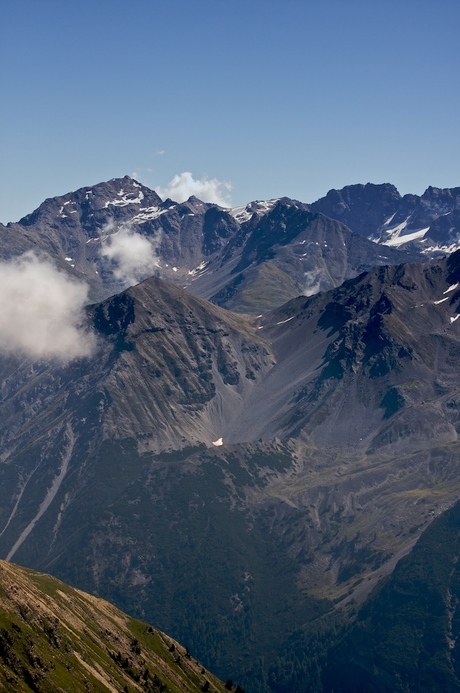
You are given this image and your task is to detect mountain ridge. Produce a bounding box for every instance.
[0,558,232,692]
[1,176,448,312]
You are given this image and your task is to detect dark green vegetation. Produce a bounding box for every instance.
[0,559,231,692]
[322,498,460,692]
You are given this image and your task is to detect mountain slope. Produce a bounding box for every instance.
[222,249,460,451]
[0,559,230,693]
[323,498,460,692]
[1,253,460,690]
[0,273,273,472]
[0,177,228,302]
[189,198,416,313]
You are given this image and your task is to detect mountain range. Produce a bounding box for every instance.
[4,177,460,312]
[1,177,460,691]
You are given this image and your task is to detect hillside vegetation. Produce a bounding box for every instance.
[0,560,233,693]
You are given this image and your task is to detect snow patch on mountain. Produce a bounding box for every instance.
[188,261,209,278]
[383,226,429,247]
[229,199,279,224]
[104,189,145,208]
[422,242,460,255]
[444,283,459,295]
[130,206,173,224]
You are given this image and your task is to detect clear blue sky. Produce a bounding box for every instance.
[1,0,459,222]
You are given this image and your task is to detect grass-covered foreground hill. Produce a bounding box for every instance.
[0,559,232,693]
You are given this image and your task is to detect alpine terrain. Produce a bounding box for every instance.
[1,177,460,691]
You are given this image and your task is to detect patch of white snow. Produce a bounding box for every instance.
[383,213,396,226]
[444,283,459,295]
[104,190,145,208]
[130,206,172,223]
[228,199,279,223]
[188,260,209,277]
[383,226,429,247]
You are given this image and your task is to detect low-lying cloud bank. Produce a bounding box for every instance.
[157,171,232,206]
[0,252,95,362]
[100,223,160,285]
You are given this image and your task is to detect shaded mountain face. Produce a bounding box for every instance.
[0,560,230,693]
[311,182,460,254]
[2,252,460,690]
[255,249,460,452]
[225,250,460,452]
[0,177,420,312]
[310,183,403,239]
[322,498,460,693]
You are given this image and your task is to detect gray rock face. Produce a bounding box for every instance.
[310,183,403,238]
[188,198,419,313]
[311,182,460,254]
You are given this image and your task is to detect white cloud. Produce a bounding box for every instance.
[100,223,160,286]
[303,269,324,297]
[156,171,232,206]
[0,252,95,362]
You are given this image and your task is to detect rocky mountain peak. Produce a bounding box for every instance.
[18,176,162,229]
[310,182,402,237]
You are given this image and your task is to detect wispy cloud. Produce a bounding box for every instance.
[100,222,161,286]
[157,171,232,206]
[0,252,95,362]
[303,269,324,296]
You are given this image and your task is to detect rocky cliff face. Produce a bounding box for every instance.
[190,198,416,313]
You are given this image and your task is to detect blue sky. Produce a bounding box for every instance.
[1,0,459,222]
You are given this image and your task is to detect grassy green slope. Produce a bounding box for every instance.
[0,560,232,693]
